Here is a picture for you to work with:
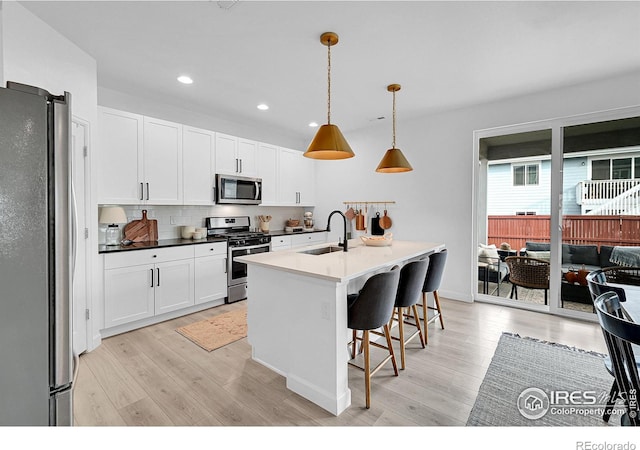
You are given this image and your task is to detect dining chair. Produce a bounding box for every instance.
[586,269,638,422]
[347,266,400,409]
[593,291,640,426]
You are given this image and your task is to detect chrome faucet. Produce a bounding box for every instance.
[326,210,348,252]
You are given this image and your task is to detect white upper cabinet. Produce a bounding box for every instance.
[237,138,258,176]
[183,126,215,205]
[143,116,183,205]
[97,107,144,204]
[257,142,278,205]
[215,133,257,177]
[278,147,316,206]
[97,107,183,205]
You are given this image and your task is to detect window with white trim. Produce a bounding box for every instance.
[512,163,539,186]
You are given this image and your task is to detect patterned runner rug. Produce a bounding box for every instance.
[467,332,622,426]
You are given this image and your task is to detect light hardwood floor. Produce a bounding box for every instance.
[73,298,607,426]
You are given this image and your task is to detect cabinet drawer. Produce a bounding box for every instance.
[271,235,292,250]
[291,233,326,247]
[105,246,195,269]
[194,242,227,258]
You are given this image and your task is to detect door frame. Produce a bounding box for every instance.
[472,105,640,321]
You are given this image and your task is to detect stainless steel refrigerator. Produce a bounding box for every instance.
[0,82,74,425]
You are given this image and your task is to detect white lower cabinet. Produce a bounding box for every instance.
[104,246,196,330]
[270,235,292,252]
[194,243,228,305]
[154,258,195,315]
[104,264,156,328]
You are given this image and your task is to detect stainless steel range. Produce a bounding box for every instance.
[206,216,271,303]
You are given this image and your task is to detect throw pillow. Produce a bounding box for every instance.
[527,250,551,262]
[478,243,500,263]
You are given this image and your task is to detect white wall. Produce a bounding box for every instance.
[314,71,640,302]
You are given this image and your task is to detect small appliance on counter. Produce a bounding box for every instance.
[285,218,303,233]
[303,211,314,231]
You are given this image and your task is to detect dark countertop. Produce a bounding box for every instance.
[98,229,327,254]
[99,237,227,254]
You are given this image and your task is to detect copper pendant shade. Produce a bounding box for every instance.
[376,84,413,173]
[304,32,355,160]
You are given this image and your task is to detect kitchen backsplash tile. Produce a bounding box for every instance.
[98,204,312,244]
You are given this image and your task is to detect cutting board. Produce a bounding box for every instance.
[123,209,158,242]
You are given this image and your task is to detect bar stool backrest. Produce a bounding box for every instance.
[348,268,400,331]
[396,259,429,308]
[423,249,447,294]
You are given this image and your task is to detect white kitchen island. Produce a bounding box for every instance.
[235,239,445,415]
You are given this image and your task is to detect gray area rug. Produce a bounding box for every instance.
[467,332,621,426]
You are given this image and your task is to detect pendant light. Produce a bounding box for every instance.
[304,32,355,160]
[376,84,413,173]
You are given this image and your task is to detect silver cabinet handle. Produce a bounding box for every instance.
[239,159,243,173]
[140,182,144,201]
[235,158,239,173]
[150,268,154,287]
[224,258,228,273]
[146,182,150,200]
[157,268,160,286]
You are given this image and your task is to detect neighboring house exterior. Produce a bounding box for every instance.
[487,147,640,215]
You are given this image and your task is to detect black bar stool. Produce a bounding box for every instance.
[419,249,447,344]
[347,267,400,409]
[383,259,429,369]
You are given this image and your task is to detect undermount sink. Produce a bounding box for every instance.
[298,246,344,255]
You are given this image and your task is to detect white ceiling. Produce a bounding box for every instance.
[21,1,640,141]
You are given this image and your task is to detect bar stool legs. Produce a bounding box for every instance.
[388,304,425,369]
[350,324,398,408]
[422,290,445,345]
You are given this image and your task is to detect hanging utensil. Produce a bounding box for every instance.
[371,212,384,235]
[355,209,365,230]
[379,209,392,229]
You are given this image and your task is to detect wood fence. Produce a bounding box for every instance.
[487,215,640,251]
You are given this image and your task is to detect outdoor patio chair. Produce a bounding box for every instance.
[594,291,640,426]
[504,256,550,305]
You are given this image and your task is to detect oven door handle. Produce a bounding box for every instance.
[233,243,271,253]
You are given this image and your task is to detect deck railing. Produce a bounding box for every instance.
[487,215,640,251]
[577,179,640,205]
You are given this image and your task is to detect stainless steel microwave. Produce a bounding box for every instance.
[216,174,262,205]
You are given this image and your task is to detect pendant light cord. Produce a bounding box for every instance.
[327,39,332,125]
[392,89,396,148]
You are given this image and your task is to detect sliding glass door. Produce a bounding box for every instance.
[474,108,640,318]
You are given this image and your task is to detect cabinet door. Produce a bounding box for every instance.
[194,254,227,305]
[257,142,278,205]
[97,107,143,204]
[154,259,195,315]
[237,138,257,176]
[297,155,316,206]
[278,147,300,205]
[104,264,155,328]
[183,126,215,205]
[143,117,183,204]
[215,132,239,175]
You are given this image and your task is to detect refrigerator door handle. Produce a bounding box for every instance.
[53,93,73,389]
[71,181,78,278]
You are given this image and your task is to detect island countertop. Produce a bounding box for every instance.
[236,239,445,282]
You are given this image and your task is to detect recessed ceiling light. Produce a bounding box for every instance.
[308,122,318,128]
[257,104,269,111]
[177,75,193,85]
